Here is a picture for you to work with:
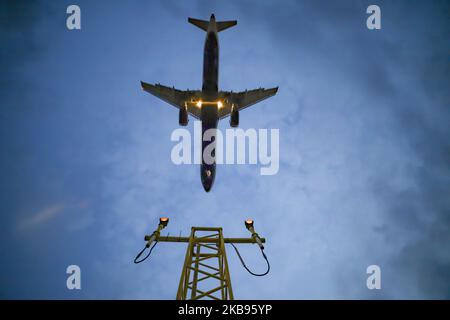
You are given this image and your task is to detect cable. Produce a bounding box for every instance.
[229,242,270,276]
[134,240,158,264]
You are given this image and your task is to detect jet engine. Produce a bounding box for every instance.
[230,105,239,127]
[179,105,188,126]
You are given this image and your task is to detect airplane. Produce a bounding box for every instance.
[141,14,278,192]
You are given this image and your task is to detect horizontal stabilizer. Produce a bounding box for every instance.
[188,18,209,31]
[217,20,237,32]
[188,16,237,32]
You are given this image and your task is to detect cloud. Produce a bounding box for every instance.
[1,0,449,299]
[17,203,65,231]
[16,200,93,232]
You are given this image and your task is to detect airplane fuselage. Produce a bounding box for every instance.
[200,18,220,192]
[140,14,277,192]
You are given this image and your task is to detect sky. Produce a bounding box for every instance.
[0,0,449,299]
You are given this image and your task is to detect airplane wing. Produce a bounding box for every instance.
[218,87,278,119]
[141,81,202,119]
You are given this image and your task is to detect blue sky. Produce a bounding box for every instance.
[0,0,449,299]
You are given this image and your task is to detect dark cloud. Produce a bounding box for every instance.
[231,0,450,298]
[0,0,449,299]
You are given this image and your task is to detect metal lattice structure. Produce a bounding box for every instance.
[137,219,266,300]
[176,227,233,300]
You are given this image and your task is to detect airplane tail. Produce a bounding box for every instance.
[188,17,237,32]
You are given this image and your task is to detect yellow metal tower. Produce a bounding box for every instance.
[176,227,233,300]
[135,218,267,300]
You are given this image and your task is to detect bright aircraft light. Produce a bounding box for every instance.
[196,101,202,108]
[159,217,169,227]
[217,101,223,109]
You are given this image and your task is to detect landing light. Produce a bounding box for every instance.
[217,101,223,109]
[159,217,169,227]
[196,101,202,108]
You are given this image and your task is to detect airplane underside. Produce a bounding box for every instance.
[141,14,278,192]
